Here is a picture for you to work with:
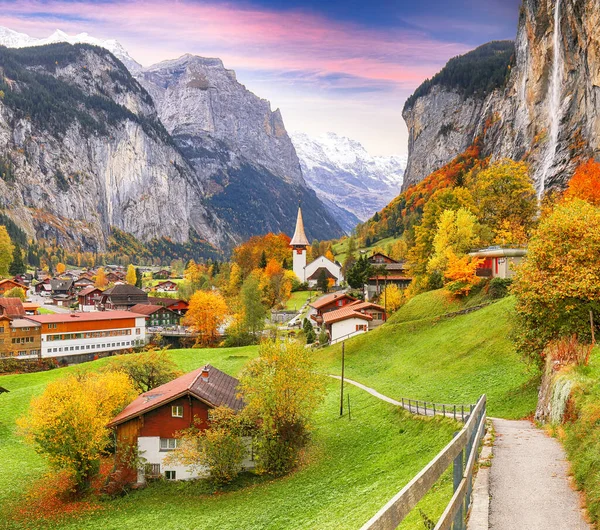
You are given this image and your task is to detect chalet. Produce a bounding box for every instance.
[0,278,28,296]
[35,279,53,297]
[322,301,386,344]
[153,269,171,280]
[129,304,180,328]
[0,298,26,319]
[78,286,104,312]
[148,297,189,316]
[365,253,412,301]
[50,279,74,297]
[469,247,527,280]
[74,277,95,291]
[0,299,42,358]
[310,292,357,325]
[98,284,148,311]
[105,272,123,283]
[108,365,250,483]
[22,302,40,315]
[154,280,178,293]
[13,273,33,287]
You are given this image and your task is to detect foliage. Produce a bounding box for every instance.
[260,259,293,308]
[404,41,514,110]
[184,290,229,346]
[8,243,25,276]
[467,159,536,243]
[512,199,600,363]
[126,265,137,286]
[102,348,182,393]
[380,284,403,313]
[443,252,482,298]
[56,262,67,275]
[240,273,268,338]
[346,254,373,289]
[487,278,512,300]
[239,340,326,475]
[0,226,14,277]
[232,233,292,278]
[565,158,600,206]
[17,371,136,492]
[165,406,250,485]
[4,286,26,301]
[303,318,317,345]
[95,268,108,288]
[316,269,329,293]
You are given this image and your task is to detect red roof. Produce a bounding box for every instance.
[78,286,103,297]
[129,304,173,316]
[310,292,356,310]
[323,306,373,325]
[348,301,385,312]
[0,278,27,290]
[108,365,243,427]
[26,310,146,324]
[0,298,26,318]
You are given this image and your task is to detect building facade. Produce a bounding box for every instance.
[470,248,527,279]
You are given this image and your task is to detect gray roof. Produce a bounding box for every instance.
[51,279,73,291]
[102,284,148,305]
[190,364,244,411]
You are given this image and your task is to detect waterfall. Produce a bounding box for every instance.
[538,0,564,200]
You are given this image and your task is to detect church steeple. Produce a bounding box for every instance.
[290,206,309,248]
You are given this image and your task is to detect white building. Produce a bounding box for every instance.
[322,301,386,344]
[469,247,527,279]
[25,310,147,359]
[290,206,343,287]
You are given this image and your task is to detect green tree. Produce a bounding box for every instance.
[4,286,26,301]
[8,242,25,276]
[259,250,267,269]
[135,267,143,288]
[316,269,329,293]
[346,254,373,289]
[241,273,268,337]
[0,226,14,278]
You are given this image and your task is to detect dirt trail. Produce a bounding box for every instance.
[489,419,589,530]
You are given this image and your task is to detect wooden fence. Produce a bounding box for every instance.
[360,394,487,530]
[400,399,475,422]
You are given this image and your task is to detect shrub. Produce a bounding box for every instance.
[488,277,512,300]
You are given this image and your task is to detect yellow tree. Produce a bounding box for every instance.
[95,267,108,288]
[261,259,292,308]
[381,284,403,313]
[0,226,14,277]
[184,290,229,345]
[126,264,137,285]
[17,372,136,492]
[443,252,482,298]
[56,262,66,275]
[325,249,336,262]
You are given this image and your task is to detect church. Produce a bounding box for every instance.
[290,207,344,287]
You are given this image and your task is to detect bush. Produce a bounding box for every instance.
[488,277,512,300]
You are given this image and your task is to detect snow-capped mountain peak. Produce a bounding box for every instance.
[291,132,407,231]
[0,26,142,73]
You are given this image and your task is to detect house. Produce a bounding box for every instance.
[98,284,148,311]
[74,277,95,291]
[25,311,147,360]
[105,272,123,283]
[50,278,75,304]
[148,297,189,316]
[108,365,250,483]
[129,304,180,328]
[154,280,178,293]
[78,287,104,312]
[0,278,28,296]
[13,273,33,287]
[290,207,344,287]
[321,300,386,344]
[35,280,53,297]
[310,292,357,325]
[365,253,412,301]
[153,269,171,280]
[0,298,42,358]
[469,247,527,279]
[22,302,40,315]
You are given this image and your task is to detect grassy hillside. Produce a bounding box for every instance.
[333,236,402,263]
[319,294,539,419]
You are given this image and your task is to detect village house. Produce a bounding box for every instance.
[469,247,527,279]
[310,292,357,326]
[34,279,53,297]
[365,252,412,301]
[154,280,178,293]
[50,278,76,307]
[73,277,95,291]
[98,284,148,311]
[13,273,33,287]
[108,365,251,483]
[0,278,28,296]
[25,311,147,360]
[322,300,386,344]
[78,286,104,312]
[0,299,42,358]
[153,269,172,280]
[148,297,189,316]
[129,304,180,328]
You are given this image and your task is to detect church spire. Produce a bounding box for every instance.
[290,206,309,247]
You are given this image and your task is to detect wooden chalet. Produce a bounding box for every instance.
[365,253,412,301]
[148,297,189,316]
[98,284,148,311]
[0,278,28,296]
[309,292,357,325]
[129,304,180,328]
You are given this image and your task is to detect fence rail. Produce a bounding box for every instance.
[400,399,475,422]
[360,394,487,530]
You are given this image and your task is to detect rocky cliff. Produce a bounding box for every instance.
[403,0,600,194]
[0,43,342,254]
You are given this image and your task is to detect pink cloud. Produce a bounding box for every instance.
[0,0,469,89]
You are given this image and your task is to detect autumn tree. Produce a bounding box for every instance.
[241,273,268,338]
[4,286,26,301]
[0,226,14,277]
[443,252,482,298]
[381,284,403,313]
[468,159,536,242]
[184,290,229,346]
[126,264,137,285]
[261,259,292,308]
[56,262,66,275]
[239,340,325,475]
[512,199,600,362]
[565,158,600,206]
[103,348,181,393]
[95,267,108,288]
[232,233,292,277]
[8,243,25,276]
[17,372,137,492]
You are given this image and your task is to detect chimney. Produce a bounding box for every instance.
[201,366,209,382]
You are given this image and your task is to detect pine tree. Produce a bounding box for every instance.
[317,269,329,293]
[135,268,143,288]
[8,242,25,276]
[259,251,267,269]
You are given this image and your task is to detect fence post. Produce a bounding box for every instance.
[454,405,456,421]
[452,435,465,530]
[461,405,465,422]
[443,404,446,417]
[402,398,405,409]
[416,401,419,415]
[433,403,436,416]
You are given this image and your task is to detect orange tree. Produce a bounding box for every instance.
[232,233,291,277]
[512,198,600,363]
[565,158,600,206]
[184,289,229,346]
[17,372,136,493]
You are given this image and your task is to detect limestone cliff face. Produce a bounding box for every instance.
[403,0,600,193]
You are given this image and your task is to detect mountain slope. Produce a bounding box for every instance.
[292,132,406,231]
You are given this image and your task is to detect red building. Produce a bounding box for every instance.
[309,292,357,325]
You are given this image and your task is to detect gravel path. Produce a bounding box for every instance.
[489,419,589,530]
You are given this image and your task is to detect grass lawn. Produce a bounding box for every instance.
[334,236,402,263]
[284,290,317,311]
[318,295,539,419]
[37,307,56,314]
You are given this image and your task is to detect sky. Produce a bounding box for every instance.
[0,0,521,156]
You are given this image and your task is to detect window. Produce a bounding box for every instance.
[165,471,176,480]
[160,438,179,451]
[172,405,184,418]
[136,328,141,335]
[0,327,4,333]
